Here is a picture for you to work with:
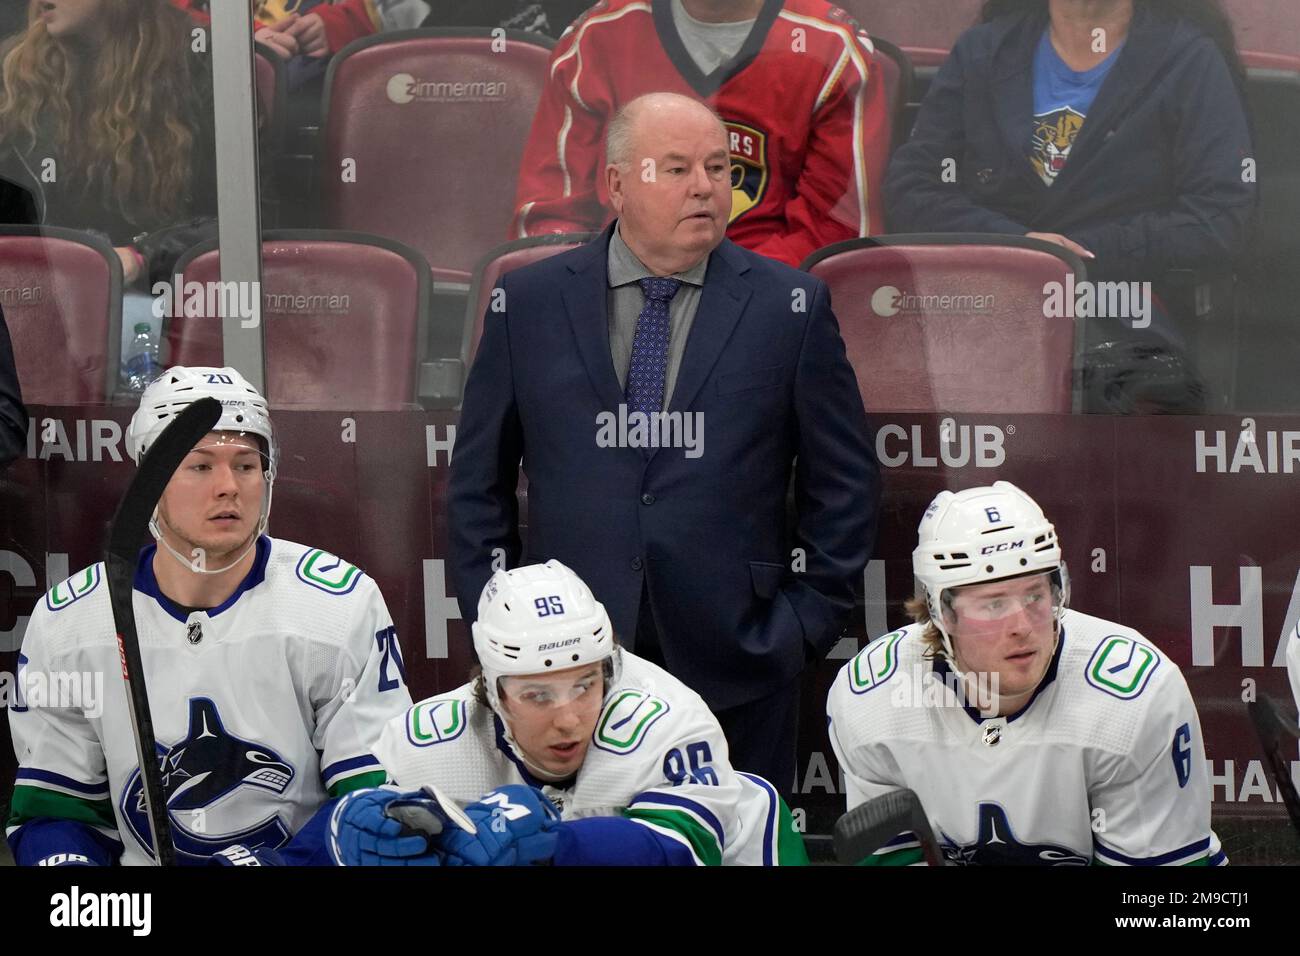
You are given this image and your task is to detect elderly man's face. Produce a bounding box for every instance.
[608,104,732,269]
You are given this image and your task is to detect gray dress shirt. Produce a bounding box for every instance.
[607,225,709,409]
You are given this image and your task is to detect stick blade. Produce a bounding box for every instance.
[108,396,223,562]
[1247,694,1300,835]
[834,788,927,865]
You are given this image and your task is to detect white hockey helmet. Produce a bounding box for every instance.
[473,560,619,710]
[126,366,278,563]
[912,481,1069,661]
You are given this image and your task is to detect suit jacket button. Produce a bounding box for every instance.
[631,557,643,571]
[640,493,655,505]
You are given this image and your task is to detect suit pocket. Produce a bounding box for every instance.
[749,561,786,600]
[717,364,785,396]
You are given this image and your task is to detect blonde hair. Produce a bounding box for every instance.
[905,592,949,661]
[0,0,204,228]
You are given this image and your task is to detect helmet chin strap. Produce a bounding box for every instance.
[149,474,274,576]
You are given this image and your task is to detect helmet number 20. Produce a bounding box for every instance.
[534,596,565,617]
[664,741,718,786]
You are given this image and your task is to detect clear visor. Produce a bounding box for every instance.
[172,434,272,481]
[497,667,604,711]
[944,571,1061,624]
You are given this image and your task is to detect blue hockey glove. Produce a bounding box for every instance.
[438,785,561,866]
[327,787,445,866]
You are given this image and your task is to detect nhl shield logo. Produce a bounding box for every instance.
[982,723,1003,747]
[726,122,769,222]
[186,621,203,645]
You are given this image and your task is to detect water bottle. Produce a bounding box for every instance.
[123,322,161,393]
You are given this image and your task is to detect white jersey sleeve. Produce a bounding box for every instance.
[307,566,413,796]
[1089,664,1224,866]
[6,568,122,861]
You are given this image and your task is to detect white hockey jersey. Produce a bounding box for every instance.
[827,609,1225,866]
[373,651,804,865]
[7,537,412,866]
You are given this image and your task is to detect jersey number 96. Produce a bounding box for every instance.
[664,742,718,786]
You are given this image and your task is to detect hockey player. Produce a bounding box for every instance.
[329,560,808,865]
[6,367,412,865]
[828,481,1225,866]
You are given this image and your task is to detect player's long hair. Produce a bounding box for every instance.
[0,0,204,226]
[904,594,948,661]
[977,0,1244,85]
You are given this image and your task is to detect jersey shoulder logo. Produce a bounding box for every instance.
[405,697,469,748]
[1084,634,1161,700]
[45,564,103,612]
[295,549,363,595]
[593,689,670,755]
[848,629,906,694]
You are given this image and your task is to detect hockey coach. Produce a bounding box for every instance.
[449,92,879,792]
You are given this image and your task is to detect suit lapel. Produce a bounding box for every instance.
[562,225,627,414]
[660,239,751,422]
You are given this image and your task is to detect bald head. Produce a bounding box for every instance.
[603,91,733,276]
[605,92,728,169]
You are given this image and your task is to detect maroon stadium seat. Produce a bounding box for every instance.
[464,235,595,366]
[320,29,555,286]
[165,231,430,410]
[0,227,120,405]
[870,37,914,156]
[253,44,285,144]
[1225,0,1300,59]
[801,235,1086,413]
[838,0,982,67]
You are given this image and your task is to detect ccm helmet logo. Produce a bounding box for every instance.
[536,638,581,652]
[980,540,1024,555]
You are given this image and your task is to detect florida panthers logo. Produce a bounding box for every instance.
[1030,107,1085,186]
[120,697,296,863]
[726,121,769,222]
[938,803,1089,865]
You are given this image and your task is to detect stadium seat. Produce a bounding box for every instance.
[254,43,286,150]
[165,231,430,410]
[838,0,981,68]
[0,227,121,406]
[319,29,555,287]
[1233,51,1300,411]
[801,234,1086,413]
[464,234,596,367]
[870,37,914,156]
[1225,0,1300,58]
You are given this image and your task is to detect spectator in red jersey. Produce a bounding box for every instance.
[511,0,891,268]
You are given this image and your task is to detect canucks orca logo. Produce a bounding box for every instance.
[938,803,1089,866]
[120,698,296,863]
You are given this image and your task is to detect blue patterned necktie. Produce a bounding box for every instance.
[625,277,681,415]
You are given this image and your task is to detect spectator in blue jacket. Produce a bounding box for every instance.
[886,0,1256,412]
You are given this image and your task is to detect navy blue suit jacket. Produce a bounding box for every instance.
[449,225,879,709]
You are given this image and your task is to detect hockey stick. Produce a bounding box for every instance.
[834,788,949,866]
[106,396,222,866]
[1247,694,1300,836]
